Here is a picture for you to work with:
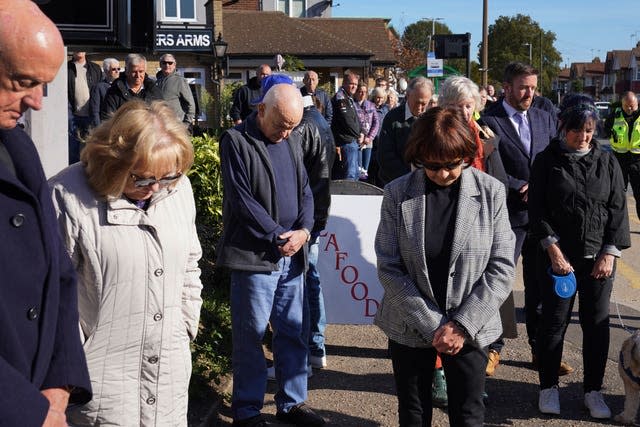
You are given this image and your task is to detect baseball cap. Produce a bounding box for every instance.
[251,74,294,105]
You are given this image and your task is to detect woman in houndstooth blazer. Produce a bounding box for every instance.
[374,107,516,427]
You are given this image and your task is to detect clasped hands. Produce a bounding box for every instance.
[277,229,308,257]
[42,387,70,427]
[433,321,466,356]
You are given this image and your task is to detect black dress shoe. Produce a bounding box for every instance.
[276,403,325,426]
[232,414,269,427]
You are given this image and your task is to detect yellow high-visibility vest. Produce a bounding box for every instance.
[610,108,640,153]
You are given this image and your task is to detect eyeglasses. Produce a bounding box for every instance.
[160,61,175,66]
[417,159,465,172]
[110,68,120,72]
[130,172,182,188]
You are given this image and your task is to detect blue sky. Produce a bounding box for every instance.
[332,0,637,66]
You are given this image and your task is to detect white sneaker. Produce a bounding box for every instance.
[309,355,327,369]
[584,390,611,419]
[539,386,560,415]
[267,364,313,381]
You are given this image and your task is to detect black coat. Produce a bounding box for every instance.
[100,74,163,121]
[528,139,631,262]
[67,60,102,114]
[230,76,261,122]
[377,104,413,186]
[293,106,333,233]
[0,127,91,426]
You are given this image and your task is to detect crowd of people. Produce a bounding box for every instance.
[0,1,634,426]
[67,51,196,163]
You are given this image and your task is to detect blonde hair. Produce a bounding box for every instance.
[81,100,194,198]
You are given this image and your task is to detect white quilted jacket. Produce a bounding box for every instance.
[49,163,203,427]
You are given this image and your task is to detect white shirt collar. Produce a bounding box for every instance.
[404,102,414,121]
[502,99,527,119]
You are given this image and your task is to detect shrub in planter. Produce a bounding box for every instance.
[188,134,232,393]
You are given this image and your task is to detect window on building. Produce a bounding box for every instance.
[636,68,640,81]
[163,0,196,21]
[278,0,306,17]
[182,68,206,122]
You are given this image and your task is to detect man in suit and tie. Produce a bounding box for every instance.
[480,62,572,377]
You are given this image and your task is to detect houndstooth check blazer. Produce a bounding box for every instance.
[374,167,515,349]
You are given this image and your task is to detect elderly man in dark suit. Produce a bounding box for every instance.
[377,76,434,186]
[0,1,92,426]
[480,62,573,377]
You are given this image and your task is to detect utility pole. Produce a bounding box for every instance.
[523,42,532,64]
[481,0,488,87]
[423,17,443,53]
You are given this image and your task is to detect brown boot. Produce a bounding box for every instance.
[558,360,574,376]
[531,355,574,376]
[486,349,500,376]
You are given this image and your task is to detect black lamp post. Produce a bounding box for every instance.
[212,33,228,131]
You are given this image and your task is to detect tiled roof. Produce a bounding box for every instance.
[222,11,396,64]
[300,17,396,63]
[605,50,632,73]
[557,67,570,80]
[571,62,605,78]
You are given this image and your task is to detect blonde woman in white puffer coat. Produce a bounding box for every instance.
[49,100,203,427]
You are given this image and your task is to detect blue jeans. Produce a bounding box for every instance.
[230,256,307,421]
[360,146,372,172]
[304,235,326,357]
[340,140,359,180]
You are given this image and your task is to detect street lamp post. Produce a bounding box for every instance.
[212,33,228,131]
[523,42,532,64]
[423,17,443,53]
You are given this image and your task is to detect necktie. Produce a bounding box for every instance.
[515,112,531,154]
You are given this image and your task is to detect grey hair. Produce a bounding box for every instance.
[102,58,119,74]
[406,76,434,95]
[370,87,388,101]
[125,53,146,70]
[439,76,482,112]
[159,53,176,63]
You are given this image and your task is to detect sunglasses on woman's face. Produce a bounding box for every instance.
[130,172,182,188]
[417,159,464,172]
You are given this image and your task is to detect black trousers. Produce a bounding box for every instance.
[389,340,487,427]
[613,151,640,219]
[536,257,613,392]
[512,225,539,353]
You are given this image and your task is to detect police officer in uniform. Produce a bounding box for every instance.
[606,91,640,218]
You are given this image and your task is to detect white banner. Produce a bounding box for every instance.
[427,58,444,77]
[317,195,383,324]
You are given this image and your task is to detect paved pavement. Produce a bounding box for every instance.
[208,192,640,426]
[211,305,639,426]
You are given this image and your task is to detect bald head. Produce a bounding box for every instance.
[257,64,272,84]
[303,70,319,92]
[622,91,639,115]
[0,0,65,129]
[257,84,303,143]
